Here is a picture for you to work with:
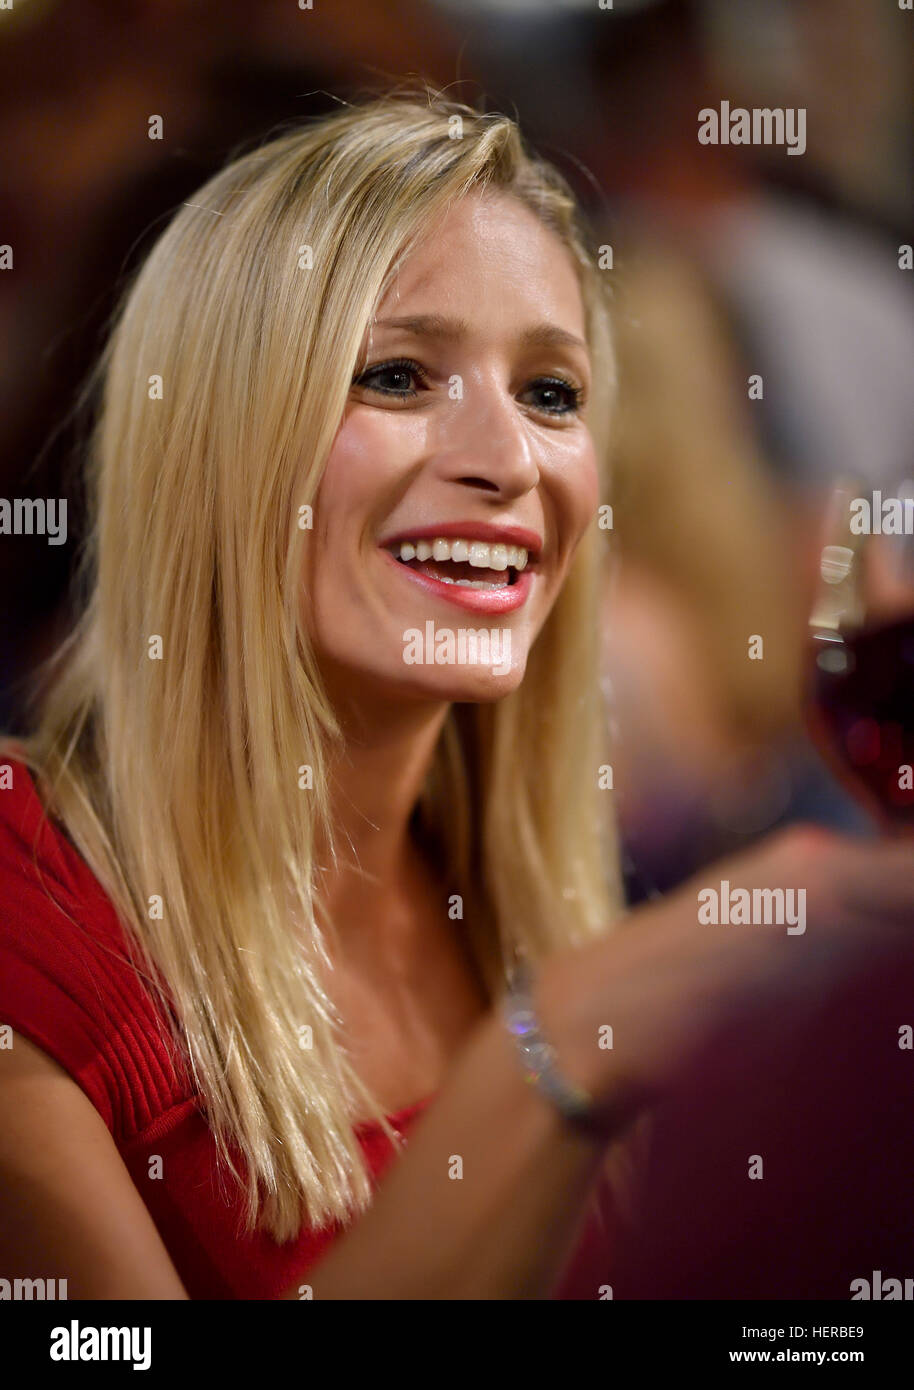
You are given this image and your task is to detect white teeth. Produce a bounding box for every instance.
[436,574,500,589]
[394,537,531,570]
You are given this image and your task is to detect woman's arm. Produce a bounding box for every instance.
[6,825,914,1301]
[0,1032,189,1298]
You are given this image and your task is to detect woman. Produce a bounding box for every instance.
[1,88,911,1300]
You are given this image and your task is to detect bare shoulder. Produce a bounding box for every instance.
[0,1031,189,1299]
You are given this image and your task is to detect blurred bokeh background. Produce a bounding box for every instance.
[2,0,913,901]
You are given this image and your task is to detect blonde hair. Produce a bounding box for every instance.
[4,85,623,1243]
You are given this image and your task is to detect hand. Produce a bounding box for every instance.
[537,824,914,1132]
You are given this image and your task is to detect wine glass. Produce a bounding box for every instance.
[805,476,914,831]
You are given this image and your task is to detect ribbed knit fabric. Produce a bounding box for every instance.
[0,756,614,1298]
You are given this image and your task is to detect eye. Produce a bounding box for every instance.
[520,376,585,417]
[352,357,429,400]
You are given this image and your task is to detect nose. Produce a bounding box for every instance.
[430,373,540,499]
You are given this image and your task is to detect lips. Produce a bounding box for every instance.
[378,521,542,614]
[381,549,534,613]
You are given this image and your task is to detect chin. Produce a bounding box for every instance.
[434,665,526,702]
[382,658,528,704]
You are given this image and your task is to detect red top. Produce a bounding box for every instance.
[0,756,615,1299]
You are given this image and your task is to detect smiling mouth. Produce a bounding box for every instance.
[387,537,529,590]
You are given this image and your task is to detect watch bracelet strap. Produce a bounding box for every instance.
[502,956,598,1130]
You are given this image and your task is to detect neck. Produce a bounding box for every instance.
[315,675,452,960]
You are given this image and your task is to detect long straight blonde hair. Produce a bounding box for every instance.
[3,86,623,1243]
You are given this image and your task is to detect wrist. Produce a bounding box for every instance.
[528,949,606,1101]
[526,948,650,1141]
[502,957,594,1127]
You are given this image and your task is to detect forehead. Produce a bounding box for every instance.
[374,191,586,336]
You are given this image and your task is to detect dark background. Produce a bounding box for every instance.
[2,0,913,894]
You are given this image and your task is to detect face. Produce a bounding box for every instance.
[303,190,600,708]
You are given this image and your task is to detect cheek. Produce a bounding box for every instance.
[307,419,390,590]
[580,453,601,516]
[302,424,369,635]
[303,411,419,648]
[315,416,384,527]
[559,441,601,544]
[313,408,428,533]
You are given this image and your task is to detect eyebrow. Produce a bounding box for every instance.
[371,313,588,354]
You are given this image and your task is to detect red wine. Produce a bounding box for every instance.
[806,614,914,828]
